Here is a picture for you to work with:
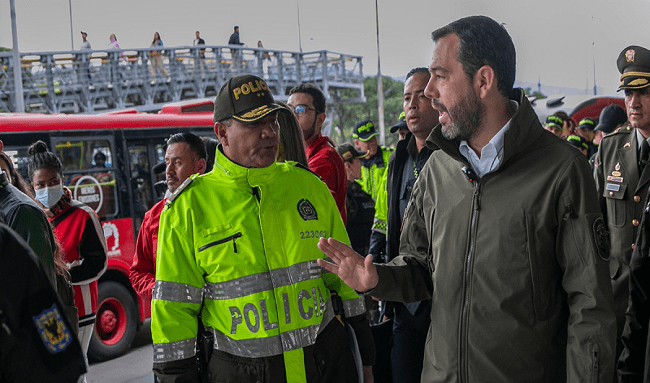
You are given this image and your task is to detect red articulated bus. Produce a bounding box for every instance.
[0,99,216,361]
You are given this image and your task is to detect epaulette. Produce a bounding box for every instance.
[164,174,197,208]
[612,124,633,135]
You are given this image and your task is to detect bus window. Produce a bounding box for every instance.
[53,138,119,221]
[128,145,154,218]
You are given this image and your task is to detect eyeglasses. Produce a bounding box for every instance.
[290,104,317,117]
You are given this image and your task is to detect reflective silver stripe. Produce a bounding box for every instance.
[204,260,321,300]
[320,257,333,275]
[153,338,197,363]
[343,296,366,318]
[209,298,335,358]
[152,280,203,304]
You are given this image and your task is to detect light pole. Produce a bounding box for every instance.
[10,0,24,112]
[69,0,74,50]
[375,0,385,146]
[297,0,303,53]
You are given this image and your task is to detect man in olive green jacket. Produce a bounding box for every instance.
[318,15,616,383]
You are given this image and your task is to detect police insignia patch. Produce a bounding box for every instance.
[592,216,610,262]
[297,199,318,221]
[33,304,72,354]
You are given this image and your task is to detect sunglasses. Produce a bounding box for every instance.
[290,104,317,117]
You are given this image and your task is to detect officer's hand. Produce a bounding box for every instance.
[317,237,378,293]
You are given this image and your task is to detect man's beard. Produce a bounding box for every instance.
[438,87,485,142]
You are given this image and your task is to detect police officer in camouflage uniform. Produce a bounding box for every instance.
[594,45,650,368]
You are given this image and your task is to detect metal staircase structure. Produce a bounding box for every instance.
[0,45,365,114]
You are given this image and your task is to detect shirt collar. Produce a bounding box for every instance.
[636,129,650,150]
[458,100,518,178]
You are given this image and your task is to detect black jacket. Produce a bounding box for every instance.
[0,222,86,382]
[346,180,375,255]
[618,186,650,383]
[228,32,243,45]
[0,173,57,287]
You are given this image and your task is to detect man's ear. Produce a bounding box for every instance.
[197,158,207,174]
[214,122,228,146]
[474,65,496,99]
[316,112,327,128]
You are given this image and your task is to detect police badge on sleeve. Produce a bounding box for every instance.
[33,303,73,353]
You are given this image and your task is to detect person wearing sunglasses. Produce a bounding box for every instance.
[288,83,348,225]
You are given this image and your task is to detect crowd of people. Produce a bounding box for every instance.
[7,14,650,383]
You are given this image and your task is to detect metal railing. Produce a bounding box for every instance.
[0,45,365,114]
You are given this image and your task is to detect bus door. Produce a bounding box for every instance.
[125,140,166,235]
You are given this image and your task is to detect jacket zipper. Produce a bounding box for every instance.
[460,179,481,383]
[198,232,242,253]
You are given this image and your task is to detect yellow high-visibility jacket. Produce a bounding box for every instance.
[151,147,373,383]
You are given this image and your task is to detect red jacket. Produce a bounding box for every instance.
[49,199,107,326]
[305,134,347,225]
[129,198,166,301]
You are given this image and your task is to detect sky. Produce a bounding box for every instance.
[1,0,650,96]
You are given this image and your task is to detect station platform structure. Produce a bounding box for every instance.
[0,45,365,114]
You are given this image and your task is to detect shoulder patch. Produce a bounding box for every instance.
[33,304,73,354]
[165,174,196,208]
[592,216,610,262]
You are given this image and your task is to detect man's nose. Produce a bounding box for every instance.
[424,78,439,100]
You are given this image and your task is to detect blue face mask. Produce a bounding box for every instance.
[35,183,64,208]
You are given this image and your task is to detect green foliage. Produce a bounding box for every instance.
[0,47,11,52]
[523,87,546,99]
[328,75,404,149]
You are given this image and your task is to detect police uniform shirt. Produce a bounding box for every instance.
[636,129,650,152]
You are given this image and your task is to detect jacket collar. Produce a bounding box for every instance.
[426,88,543,168]
[213,144,278,186]
[361,146,387,167]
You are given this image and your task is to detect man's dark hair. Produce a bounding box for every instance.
[406,67,429,81]
[288,83,326,114]
[431,15,516,99]
[167,132,207,161]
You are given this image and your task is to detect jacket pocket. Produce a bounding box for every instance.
[199,232,243,253]
[589,342,600,383]
[604,182,627,228]
[525,214,547,321]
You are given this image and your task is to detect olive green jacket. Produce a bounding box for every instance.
[372,89,616,382]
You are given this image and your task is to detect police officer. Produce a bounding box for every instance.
[353,119,394,201]
[595,44,650,367]
[151,74,375,383]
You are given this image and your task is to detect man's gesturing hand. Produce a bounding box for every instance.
[317,237,379,293]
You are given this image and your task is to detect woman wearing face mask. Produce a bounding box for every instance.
[28,140,107,382]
